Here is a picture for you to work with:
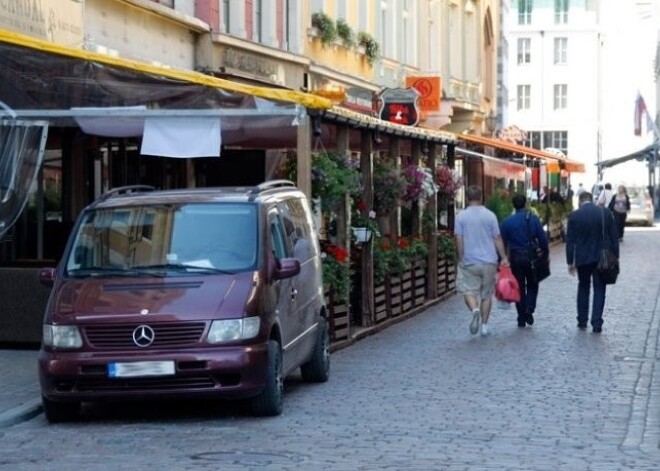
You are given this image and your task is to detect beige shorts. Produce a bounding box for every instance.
[457,263,498,300]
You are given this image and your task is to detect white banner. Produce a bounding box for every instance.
[141,117,222,158]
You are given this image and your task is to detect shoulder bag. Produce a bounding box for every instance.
[596,209,619,284]
[526,212,550,283]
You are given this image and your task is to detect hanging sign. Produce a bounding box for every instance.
[377,88,420,126]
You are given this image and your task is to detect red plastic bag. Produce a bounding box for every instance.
[495,266,521,303]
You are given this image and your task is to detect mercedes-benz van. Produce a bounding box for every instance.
[38,181,329,422]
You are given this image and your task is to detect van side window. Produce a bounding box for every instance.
[269,214,287,260]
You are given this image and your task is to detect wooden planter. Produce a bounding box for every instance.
[437,253,456,296]
[325,288,351,342]
[548,219,564,243]
[372,258,427,324]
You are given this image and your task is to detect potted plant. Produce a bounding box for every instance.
[373,160,407,218]
[485,188,513,223]
[357,31,380,65]
[435,164,463,209]
[311,152,360,213]
[402,163,439,207]
[335,18,355,48]
[311,12,337,46]
[351,199,379,244]
[320,242,351,302]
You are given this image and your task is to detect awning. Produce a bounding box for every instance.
[455,133,586,173]
[322,106,457,145]
[0,28,332,111]
[457,147,526,181]
[595,143,656,169]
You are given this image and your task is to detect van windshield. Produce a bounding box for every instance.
[65,203,258,277]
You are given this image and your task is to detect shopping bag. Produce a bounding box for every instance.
[495,266,521,303]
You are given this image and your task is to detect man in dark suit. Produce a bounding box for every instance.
[565,192,619,333]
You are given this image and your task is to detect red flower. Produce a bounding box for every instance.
[380,239,391,251]
[323,244,348,263]
[397,237,409,249]
[357,200,367,212]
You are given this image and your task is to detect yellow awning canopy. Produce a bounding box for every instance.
[0,28,333,110]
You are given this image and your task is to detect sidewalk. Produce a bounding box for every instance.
[0,348,41,426]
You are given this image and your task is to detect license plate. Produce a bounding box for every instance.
[108,361,175,378]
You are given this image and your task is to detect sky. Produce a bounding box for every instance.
[597,0,658,187]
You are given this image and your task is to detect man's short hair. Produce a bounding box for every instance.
[604,183,612,190]
[512,194,526,209]
[579,192,593,204]
[466,185,483,202]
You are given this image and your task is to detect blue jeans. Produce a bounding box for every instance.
[577,262,606,328]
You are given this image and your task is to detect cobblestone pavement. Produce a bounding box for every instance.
[0,227,659,471]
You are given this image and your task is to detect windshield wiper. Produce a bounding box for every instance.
[133,263,235,274]
[67,267,165,278]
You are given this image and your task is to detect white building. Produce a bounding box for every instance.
[504,0,657,187]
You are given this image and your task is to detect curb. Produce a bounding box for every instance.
[0,399,42,427]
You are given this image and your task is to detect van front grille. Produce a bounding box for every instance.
[84,322,206,349]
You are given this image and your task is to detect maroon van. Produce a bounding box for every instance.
[38,181,329,422]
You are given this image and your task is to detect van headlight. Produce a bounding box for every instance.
[207,317,261,343]
[43,324,83,349]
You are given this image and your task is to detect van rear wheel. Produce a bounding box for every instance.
[250,340,284,416]
[42,396,80,423]
[300,317,330,383]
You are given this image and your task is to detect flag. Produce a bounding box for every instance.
[634,92,660,140]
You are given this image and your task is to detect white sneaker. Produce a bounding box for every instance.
[480,323,490,336]
[469,308,481,335]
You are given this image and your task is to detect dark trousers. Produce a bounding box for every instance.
[613,211,627,240]
[510,252,539,322]
[577,262,606,328]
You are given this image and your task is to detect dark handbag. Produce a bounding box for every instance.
[596,209,619,284]
[525,213,550,283]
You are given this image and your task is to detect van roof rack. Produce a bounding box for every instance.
[93,185,156,206]
[249,180,296,195]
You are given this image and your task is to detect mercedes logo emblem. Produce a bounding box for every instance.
[132,325,155,348]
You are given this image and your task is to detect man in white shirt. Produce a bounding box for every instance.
[597,183,614,208]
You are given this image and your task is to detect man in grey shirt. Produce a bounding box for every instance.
[455,185,509,336]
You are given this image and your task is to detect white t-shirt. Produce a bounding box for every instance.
[597,189,614,207]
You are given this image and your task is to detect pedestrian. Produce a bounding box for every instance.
[609,185,630,242]
[565,191,619,333]
[455,185,509,337]
[597,182,614,208]
[500,194,549,328]
[575,183,585,198]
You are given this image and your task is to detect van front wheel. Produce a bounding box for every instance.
[300,317,330,383]
[250,340,284,416]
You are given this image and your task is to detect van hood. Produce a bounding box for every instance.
[48,273,256,323]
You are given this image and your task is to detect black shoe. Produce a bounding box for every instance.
[578,323,587,330]
[526,313,534,326]
[593,326,602,333]
[517,321,526,328]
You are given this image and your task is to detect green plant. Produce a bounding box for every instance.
[320,243,351,302]
[311,152,360,212]
[312,12,337,45]
[357,31,380,64]
[373,160,406,216]
[372,235,427,284]
[485,188,513,223]
[437,231,457,261]
[335,18,355,48]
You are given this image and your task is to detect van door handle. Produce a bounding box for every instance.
[290,288,298,300]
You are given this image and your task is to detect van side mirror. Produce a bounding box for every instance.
[38,267,55,288]
[273,258,300,280]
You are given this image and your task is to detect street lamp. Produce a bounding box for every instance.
[485,111,498,136]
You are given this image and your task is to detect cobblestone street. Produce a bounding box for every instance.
[0,228,659,471]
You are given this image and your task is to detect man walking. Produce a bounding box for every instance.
[455,185,509,336]
[500,194,549,328]
[566,192,619,333]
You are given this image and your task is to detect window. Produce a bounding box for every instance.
[517,84,531,110]
[553,84,567,110]
[554,37,567,64]
[517,38,531,64]
[518,0,532,25]
[525,131,568,154]
[222,0,230,33]
[555,0,568,24]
